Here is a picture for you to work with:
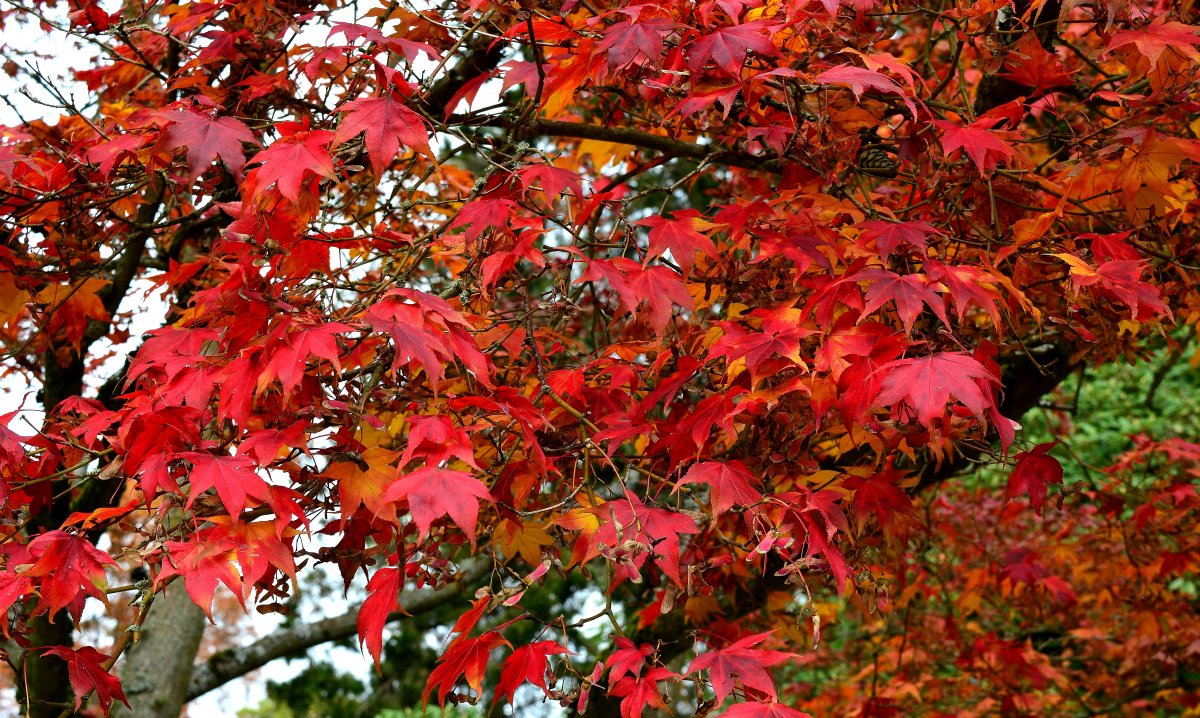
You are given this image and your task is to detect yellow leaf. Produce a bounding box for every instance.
[0,272,29,332]
[577,139,634,171]
[496,517,553,564]
[321,447,400,524]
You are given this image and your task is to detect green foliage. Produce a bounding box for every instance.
[968,337,1200,492]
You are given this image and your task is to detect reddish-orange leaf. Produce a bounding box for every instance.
[1007,442,1064,515]
[686,632,797,703]
[334,95,432,174]
[873,352,997,428]
[638,212,717,275]
[720,703,814,718]
[322,447,401,524]
[610,666,678,718]
[423,631,509,706]
[157,539,244,619]
[357,564,406,667]
[382,466,493,544]
[676,460,762,516]
[687,22,777,74]
[34,278,110,348]
[249,128,336,200]
[496,640,572,702]
[22,530,115,622]
[157,108,258,182]
[40,646,128,715]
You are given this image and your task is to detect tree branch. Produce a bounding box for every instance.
[915,342,1077,492]
[456,117,782,172]
[185,559,489,700]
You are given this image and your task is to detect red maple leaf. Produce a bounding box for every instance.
[22,530,115,622]
[40,646,128,714]
[382,466,494,544]
[157,108,258,182]
[85,132,147,178]
[815,64,917,116]
[873,352,997,428]
[496,640,572,702]
[184,452,271,518]
[606,637,654,682]
[707,318,811,383]
[598,17,676,68]
[579,257,694,335]
[610,666,679,718]
[423,631,509,706]
[1093,260,1170,320]
[687,22,777,74]
[686,632,797,703]
[720,702,815,718]
[357,563,406,667]
[1054,255,1171,320]
[450,198,519,243]
[334,95,432,175]
[815,317,900,381]
[257,320,350,398]
[217,520,297,591]
[1006,442,1064,515]
[834,328,908,421]
[857,219,940,258]
[935,117,1016,173]
[1108,18,1200,69]
[926,261,1003,328]
[399,414,479,469]
[157,539,243,619]
[364,289,492,390]
[0,572,32,629]
[593,493,699,586]
[517,163,582,200]
[857,268,948,334]
[677,460,762,516]
[249,128,336,200]
[638,212,717,275]
[843,468,917,536]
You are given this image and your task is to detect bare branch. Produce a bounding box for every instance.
[185,560,489,700]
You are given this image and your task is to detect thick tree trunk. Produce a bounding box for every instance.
[22,353,87,717]
[112,584,208,718]
[24,614,74,718]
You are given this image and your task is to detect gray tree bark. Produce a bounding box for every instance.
[112,584,208,718]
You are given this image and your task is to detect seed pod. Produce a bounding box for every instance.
[856,145,900,178]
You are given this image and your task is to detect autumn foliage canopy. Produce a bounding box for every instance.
[1,0,1199,715]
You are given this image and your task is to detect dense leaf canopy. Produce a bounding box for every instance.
[0,0,1199,715]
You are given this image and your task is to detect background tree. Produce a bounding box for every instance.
[0,0,1198,716]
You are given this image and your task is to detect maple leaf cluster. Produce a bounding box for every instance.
[0,0,1196,715]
